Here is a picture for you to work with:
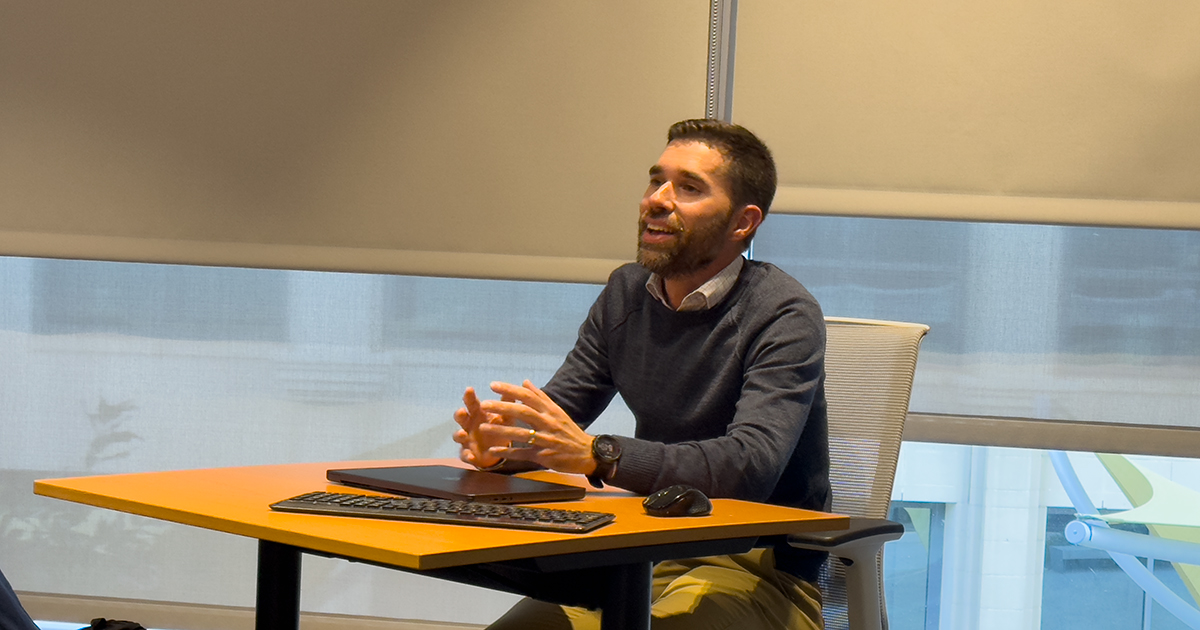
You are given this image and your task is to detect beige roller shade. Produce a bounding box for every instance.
[0,1,709,282]
[734,0,1200,229]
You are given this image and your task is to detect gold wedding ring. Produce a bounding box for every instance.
[527,428,538,446]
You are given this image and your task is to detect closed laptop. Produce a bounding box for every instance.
[326,464,586,504]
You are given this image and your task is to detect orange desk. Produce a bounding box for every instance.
[35,460,846,630]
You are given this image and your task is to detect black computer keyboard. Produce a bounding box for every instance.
[270,491,616,533]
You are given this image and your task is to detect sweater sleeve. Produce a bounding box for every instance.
[609,287,826,502]
[541,283,619,429]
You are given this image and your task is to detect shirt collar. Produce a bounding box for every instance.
[645,256,745,312]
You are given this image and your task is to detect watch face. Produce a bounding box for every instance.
[594,435,621,463]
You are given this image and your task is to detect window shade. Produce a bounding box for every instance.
[0,1,709,283]
[734,0,1200,229]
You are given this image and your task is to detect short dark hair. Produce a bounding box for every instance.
[666,119,777,216]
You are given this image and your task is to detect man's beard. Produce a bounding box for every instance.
[636,209,734,278]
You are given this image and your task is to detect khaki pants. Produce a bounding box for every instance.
[487,548,823,630]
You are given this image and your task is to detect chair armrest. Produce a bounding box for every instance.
[789,518,904,630]
[788,517,904,565]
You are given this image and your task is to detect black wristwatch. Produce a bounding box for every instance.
[587,434,622,489]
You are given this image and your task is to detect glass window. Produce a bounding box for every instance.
[885,443,1200,630]
[884,501,946,630]
[8,211,1200,629]
[0,256,634,625]
[753,216,1200,427]
[29,259,288,341]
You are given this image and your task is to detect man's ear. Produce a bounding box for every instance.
[731,205,764,244]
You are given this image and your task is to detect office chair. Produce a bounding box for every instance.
[789,317,929,630]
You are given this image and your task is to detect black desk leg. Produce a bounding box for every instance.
[599,561,653,630]
[256,540,302,630]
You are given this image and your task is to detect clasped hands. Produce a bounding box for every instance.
[453,380,598,477]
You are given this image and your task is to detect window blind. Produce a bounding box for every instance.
[734,0,1200,229]
[0,1,709,283]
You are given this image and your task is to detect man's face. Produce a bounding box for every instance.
[637,141,738,278]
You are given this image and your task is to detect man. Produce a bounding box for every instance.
[0,567,38,630]
[453,119,829,630]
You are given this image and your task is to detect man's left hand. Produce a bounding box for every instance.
[476,380,599,476]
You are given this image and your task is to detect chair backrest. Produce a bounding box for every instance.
[820,317,928,630]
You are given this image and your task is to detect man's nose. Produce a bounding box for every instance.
[646,181,674,208]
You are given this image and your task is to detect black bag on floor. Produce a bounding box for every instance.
[82,619,146,630]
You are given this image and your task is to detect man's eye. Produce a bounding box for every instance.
[680,184,701,194]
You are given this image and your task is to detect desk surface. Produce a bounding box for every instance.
[34,459,847,571]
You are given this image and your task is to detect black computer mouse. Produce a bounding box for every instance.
[642,484,713,517]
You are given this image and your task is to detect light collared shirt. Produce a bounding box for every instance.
[646,256,745,312]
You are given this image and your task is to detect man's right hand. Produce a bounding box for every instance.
[452,386,508,469]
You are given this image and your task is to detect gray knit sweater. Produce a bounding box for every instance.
[544,261,830,576]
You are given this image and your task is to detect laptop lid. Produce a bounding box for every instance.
[326,464,586,504]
